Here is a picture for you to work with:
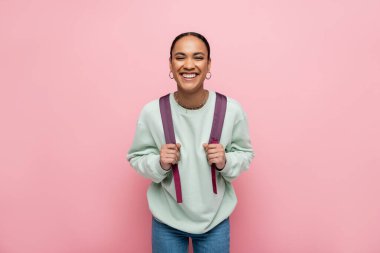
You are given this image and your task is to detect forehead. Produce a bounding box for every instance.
[172,35,207,54]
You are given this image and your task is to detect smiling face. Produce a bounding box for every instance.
[169,35,211,93]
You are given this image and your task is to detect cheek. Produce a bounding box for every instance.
[199,62,209,71]
[173,64,183,72]
[170,61,180,70]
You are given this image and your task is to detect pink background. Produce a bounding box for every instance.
[1,0,379,252]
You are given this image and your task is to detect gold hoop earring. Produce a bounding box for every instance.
[206,72,212,80]
[169,71,174,79]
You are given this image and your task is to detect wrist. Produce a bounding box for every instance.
[216,159,227,171]
[160,160,171,171]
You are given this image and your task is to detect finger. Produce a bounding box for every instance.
[207,143,224,150]
[163,153,177,161]
[161,157,175,165]
[209,157,223,164]
[168,143,180,150]
[205,145,216,153]
[207,147,224,154]
[163,157,178,164]
[163,149,178,155]
[161,145,181,159]
[161,159,175,166]
[163,144,175,149]
[208,153,220,159]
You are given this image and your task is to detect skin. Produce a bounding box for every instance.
[160,35,226,171]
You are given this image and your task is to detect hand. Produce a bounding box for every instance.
[203,143,226,170]
[160,143,181,171]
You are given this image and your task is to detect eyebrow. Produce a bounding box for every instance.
[174,52,205,56]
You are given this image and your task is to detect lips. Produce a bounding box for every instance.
[180,72,199,79]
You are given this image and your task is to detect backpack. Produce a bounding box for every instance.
[159,92,227,203]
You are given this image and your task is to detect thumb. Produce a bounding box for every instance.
[202,143,208,149]
[176,143,181,149]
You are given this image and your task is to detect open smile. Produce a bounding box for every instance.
[180,72,199,80]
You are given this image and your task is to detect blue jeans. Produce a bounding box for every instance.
[152,216,230,253]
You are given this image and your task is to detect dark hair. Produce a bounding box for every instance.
[169,32,211,61]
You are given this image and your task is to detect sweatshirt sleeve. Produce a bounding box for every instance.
[219,109,255,182]
[126,119,170,184]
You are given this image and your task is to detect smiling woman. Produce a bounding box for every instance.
[169,33,212,110]
[127,32,255,253]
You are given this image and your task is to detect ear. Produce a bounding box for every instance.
[207,58,212,72]
[169,57,173,72]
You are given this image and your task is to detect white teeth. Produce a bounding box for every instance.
[182,73,196,78]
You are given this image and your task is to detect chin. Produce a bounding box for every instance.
[178,82,203,90]
[180,86,202,94]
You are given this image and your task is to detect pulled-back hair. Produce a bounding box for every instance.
[169,32,211,61]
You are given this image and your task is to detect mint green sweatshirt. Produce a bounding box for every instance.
[127,90,254,234]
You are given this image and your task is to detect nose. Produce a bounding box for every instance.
[183,58,195,69]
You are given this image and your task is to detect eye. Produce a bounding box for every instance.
[195,57,204,60]
[176,57,185,60]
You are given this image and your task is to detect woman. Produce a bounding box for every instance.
[127,32,254,253]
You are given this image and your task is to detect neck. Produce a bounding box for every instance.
[175,89,209,110]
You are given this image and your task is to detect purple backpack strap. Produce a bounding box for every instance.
[159,94,183,203]
[208,92,227,194]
